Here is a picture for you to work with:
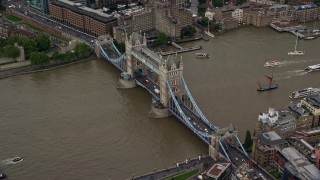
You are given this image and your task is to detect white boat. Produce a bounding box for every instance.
[305,64,320,72]
[288,35,305,55]
[196,53,210,58]
[102,7,109,11]
[289,87,320,99]
[128,3,137,7]
[117,4,126,9]
[304,36,317,40]
[264,60,280,68]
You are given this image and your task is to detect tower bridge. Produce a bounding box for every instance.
[94,32,249,162]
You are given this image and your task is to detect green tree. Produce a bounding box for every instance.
[244,130,252,149]
[6,35,20,45]
[17,36,38,57]
[181,25,196,38]
[213,0,223,7]
[153,32,167,47]
[113,40,125,53]
[3,45,20,58]
[64,51,76,61]
[36,34,51,52]
[30,52,49,65]
[74,43,92,58]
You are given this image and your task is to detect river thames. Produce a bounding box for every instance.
[0,26,319,179]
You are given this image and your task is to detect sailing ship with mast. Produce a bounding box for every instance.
[288,35,305,55]
[257,68,278,91]
[205,19,215,38]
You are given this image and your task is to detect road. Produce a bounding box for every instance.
[8,5,96,46]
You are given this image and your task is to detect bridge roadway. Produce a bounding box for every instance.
[135,76,214,144]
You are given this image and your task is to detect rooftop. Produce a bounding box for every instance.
[207,163,231,178]
[51,0,117,23]
[302,126,320,135]
[305,95,320,108]
[257,131,287,146]
[288,103,309,117]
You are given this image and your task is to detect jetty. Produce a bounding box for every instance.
[160,45,202,56]
[289,31,305,38]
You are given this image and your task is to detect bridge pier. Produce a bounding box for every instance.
[117,72,137,88]
[148,101,171,118]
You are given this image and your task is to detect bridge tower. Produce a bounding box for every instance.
[149,54,185,118]
[118,31,147,88]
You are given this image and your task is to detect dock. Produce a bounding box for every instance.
[160,46,202,56]
[289,31,305,38]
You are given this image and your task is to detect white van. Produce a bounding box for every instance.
[154,89,160,94]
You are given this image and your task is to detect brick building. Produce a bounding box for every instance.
[293,4,320,22]
[113,3,193,42]
[252,131,289,165]
[49,0,117,37]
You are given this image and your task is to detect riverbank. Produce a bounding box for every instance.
[0,56,96,79]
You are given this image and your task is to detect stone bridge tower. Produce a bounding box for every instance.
[118,31,147,88]
[149,54,185,118]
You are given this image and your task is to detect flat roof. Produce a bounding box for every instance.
[51,0,117,23]
[257,131,287,146]
[207,163,230,178]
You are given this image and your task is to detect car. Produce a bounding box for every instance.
[143,79,149,84]
[236,158,238,161]
[154,89,160,94]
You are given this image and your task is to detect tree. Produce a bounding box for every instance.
[153,32,167,47]
[36,34,51,52]
[17,36,38,57]
[3,45,20,58]
[74,43,92,58]
[213,0,223,7]
[30,52,49,65]
[181,25,196,38]
[244,130,252,149]
[113,40,125,53]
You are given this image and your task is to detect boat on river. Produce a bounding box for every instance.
[305,64,320,72]
[264,61,280,68]
[257,69,278,91]
[196,53,210,58]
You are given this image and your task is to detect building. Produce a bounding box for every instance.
[49,0,118,37]
[288,103,313,130]
[31,0,50,14]
[266,4,295,23]
[205,163,232,179]
[288,138,315,163]
[252,131,289,165]
[113,4,193,42]
[205,9,215,21]
[257,108,296,138]
[314,144,320,169]
[232,8,244,23]
[68,0,88,6]
[293,4,320,22]
[298,126,320,144]
[301,95,320,128]
[281,147,320,179]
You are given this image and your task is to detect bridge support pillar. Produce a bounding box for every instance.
[117,72,136,88]
[148,103,171,118]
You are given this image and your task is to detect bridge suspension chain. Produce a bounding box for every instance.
[100,45,126,72]
[167,81,212,139]
[181,77,218,131]
[112,42,125,57]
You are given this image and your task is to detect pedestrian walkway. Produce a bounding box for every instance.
[132,156,213,180]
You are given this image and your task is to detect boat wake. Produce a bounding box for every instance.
[276,70,308,79]
[280,60,311,65]
[0,157,23,168]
